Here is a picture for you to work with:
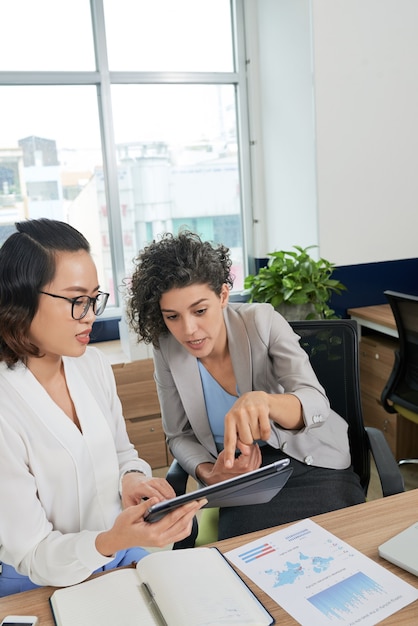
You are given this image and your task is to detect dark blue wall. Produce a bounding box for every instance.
[330,258,418,317]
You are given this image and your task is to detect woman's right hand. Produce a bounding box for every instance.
[95,497,206,556]
[196,443,262,486]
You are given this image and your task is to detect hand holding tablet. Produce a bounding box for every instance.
[144,458,293,523]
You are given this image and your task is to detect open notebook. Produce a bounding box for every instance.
[49,547,274,626]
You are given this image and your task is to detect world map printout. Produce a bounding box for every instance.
[225,518,418,625]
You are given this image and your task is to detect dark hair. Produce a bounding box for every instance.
[0,218,90,366]
[127,231,234,347]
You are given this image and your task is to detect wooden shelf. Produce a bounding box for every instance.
[112,359,171,469]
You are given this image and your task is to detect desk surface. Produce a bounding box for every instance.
[348,304,398,338]
[1,490,417,625]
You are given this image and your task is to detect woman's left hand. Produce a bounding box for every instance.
[121,474,176,509]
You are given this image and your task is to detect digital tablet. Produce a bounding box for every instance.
[144,458,293,523]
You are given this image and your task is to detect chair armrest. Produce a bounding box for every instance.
[365,426,405,496]
[165,459,189,496]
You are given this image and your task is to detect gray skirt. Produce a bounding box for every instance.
[218,446,366,540]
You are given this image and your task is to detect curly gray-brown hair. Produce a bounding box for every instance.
[126,231,234,348]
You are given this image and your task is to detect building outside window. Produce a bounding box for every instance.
[0,0,252,312]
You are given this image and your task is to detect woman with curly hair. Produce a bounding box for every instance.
[127,231,365,540]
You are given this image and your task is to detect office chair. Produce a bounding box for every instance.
[167,319,404,548]
[381,290,418,466]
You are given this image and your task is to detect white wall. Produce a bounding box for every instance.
[248,0,318,258]
[252,0,418,265]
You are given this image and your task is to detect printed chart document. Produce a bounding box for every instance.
[49,547,274,626]
[225,519,418,626]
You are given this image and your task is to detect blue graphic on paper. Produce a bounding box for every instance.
[265,551,334,587]
[308,571,385,619]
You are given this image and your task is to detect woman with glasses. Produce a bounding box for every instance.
[0,219,204,596]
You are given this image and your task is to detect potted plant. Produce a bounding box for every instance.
[243,245,346,320]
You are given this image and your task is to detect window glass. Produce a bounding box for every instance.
[0,1,247,311]
[0,86,115,301]
[104,0,234,72]
[0,0,95,71]
[110,83,244,289]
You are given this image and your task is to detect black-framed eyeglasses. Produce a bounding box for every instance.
[39,290,110,320]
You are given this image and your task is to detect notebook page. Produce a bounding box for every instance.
[137,547,273,625]
[50,568,156,626]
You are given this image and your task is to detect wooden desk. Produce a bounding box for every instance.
[2,490,417,625]
[348,304,398,338]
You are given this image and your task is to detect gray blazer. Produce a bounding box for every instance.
[153,302,351,479]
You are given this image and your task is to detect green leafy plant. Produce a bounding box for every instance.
[244,245,346,319]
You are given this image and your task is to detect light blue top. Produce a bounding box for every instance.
[197,360,238,450]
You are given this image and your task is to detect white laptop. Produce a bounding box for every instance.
[378,521,418,576]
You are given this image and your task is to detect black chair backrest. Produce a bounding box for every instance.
[289,319,369,492]
[381,290,418,414]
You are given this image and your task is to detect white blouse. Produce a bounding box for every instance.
[0,347,151,586]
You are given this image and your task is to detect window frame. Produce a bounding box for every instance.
[0,0,253,315]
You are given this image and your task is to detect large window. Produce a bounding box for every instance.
[0,0,251,311]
